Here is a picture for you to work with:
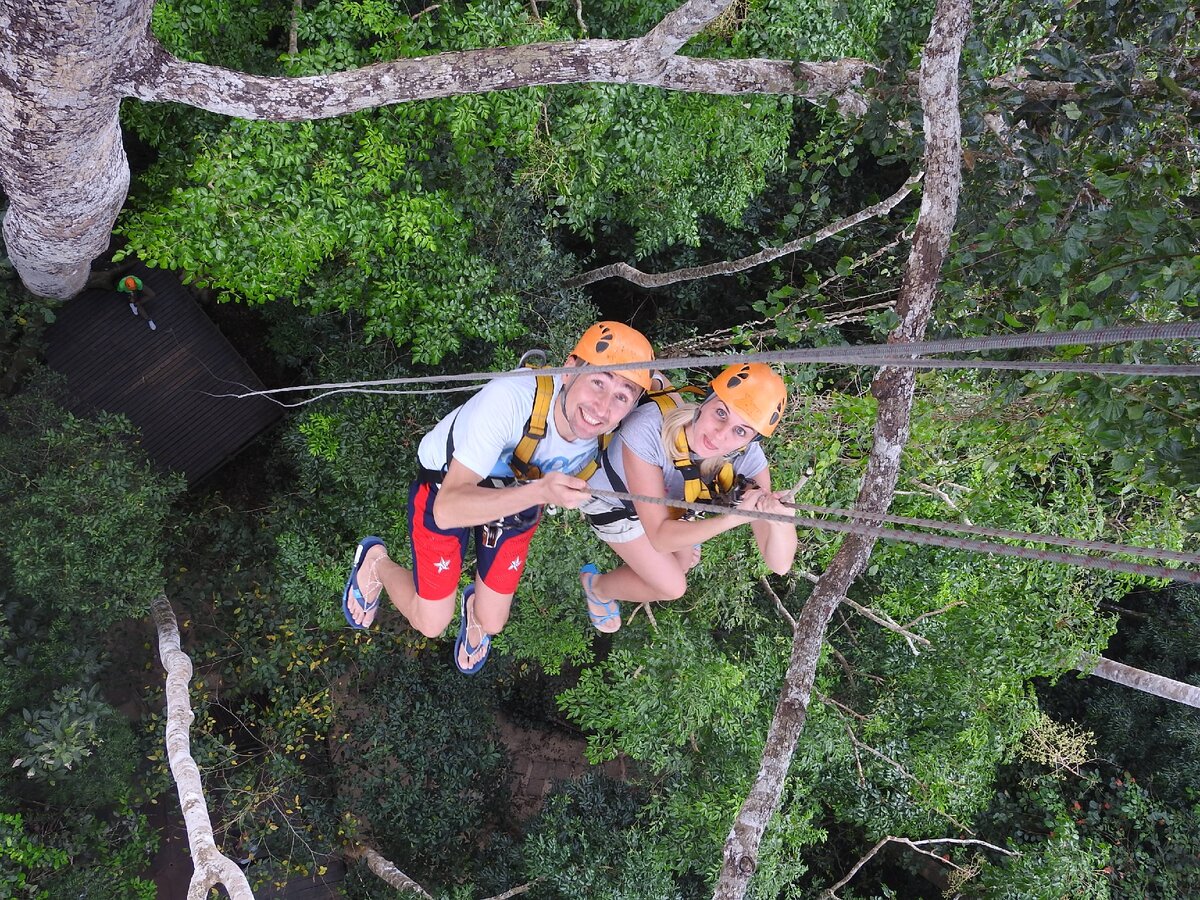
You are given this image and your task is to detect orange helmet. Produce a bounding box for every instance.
[709,363,787,437]
[571,322,655,392]
[120,275,142,292]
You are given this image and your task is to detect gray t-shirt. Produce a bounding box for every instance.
[585,401,767,511]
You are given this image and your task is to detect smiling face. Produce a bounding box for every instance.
[556,358,643,440]
[685,397,758,458]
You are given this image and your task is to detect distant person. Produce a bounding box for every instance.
[87,261,156,330]
[577,363,797,632]
[342,322,656,673]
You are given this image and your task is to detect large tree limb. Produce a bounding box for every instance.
[564,173,919,289]
[711,0,968,896]
[120,40,804,119]
[151,594,254,900]
[1079,655,1200,709]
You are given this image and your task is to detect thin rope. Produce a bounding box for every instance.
[585,488,1200,585]
[213,322,1200,403]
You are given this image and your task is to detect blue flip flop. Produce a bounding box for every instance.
[342,536,386,629]
[581,564,621,632]
[454,585,491,674]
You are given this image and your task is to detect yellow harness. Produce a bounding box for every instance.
[509,368,607,482]
[646,388,736,514]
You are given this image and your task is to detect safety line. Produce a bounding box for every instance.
[219,321,1200,401]
[585,488,1200,585]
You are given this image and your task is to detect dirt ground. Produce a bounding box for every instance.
[496,712,629,821]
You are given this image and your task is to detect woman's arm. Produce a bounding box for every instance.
[743,467,798,575]
[623,445,748,555]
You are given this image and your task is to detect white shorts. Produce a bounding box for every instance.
[579,496,646,544]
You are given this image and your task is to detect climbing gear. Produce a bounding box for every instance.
[589,382,739,527]
[508,354,609,483]
[570,321,655,391]
[709,363,787,437]
[430,352,610,485]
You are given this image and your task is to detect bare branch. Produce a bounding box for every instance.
[902,600,964,630]
[912,479,972,524]
[122,37,805,121]
[760,576,796,631]
[484,880,543,900]
[822,835,1017,899]
[840,596,932,654]
[813,690,867,721]
[565,173,920,289]
[289,0,301,56]
[347,845,434,898]
[712,0,968,894]
[573,0,588,35]
[640,0,734,56]
[150,594,253,900]
[626,600,660,629]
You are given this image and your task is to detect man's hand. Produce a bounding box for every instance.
[537,471,591,509]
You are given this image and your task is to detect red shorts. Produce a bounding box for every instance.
[407,481,542,599]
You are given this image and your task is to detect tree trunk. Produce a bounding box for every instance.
[0,0,875,300]
[0,0,137,297]
[711,0,969,896]
[151,593,255,900]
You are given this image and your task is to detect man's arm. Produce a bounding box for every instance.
[432,459,590,530]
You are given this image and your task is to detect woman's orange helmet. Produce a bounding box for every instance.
[709,363,787,437]
[571,322,655,392]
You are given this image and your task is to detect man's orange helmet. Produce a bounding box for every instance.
[709,363,787,437]
[571,322,655,392]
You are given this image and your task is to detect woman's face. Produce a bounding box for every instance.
[685,398,758,458]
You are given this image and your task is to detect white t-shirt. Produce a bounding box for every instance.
[585,401,767,510]
[418,373,598,480]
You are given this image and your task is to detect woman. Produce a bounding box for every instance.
[578,363,797,632]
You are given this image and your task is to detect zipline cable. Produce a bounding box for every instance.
[215,322,1200,403]
[585,488,1200,586]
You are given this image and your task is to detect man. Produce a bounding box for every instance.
[342,321,654,673]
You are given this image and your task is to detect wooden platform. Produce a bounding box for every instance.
[45,261,283,485]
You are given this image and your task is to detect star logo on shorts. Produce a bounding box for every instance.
[508,557,522,572]
[434,557,451,573]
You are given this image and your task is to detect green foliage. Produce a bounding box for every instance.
[523,774,684,899]
[343,653,516,888]
[14,684,111,783]
[0,368,184,627]
[0,813,68,900]
[944,0,1200,491]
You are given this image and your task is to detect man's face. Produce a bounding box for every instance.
[559,358,642,440]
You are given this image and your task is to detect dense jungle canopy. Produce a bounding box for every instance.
[1,0,1199,896]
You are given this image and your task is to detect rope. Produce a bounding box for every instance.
[585,488,1200,586]
[217,322,1200,403]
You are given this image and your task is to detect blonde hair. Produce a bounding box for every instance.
[660,402,729,482]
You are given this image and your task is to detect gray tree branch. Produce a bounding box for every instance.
[564,174,920,289]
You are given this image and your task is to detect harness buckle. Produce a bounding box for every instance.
[482,522,504,548]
